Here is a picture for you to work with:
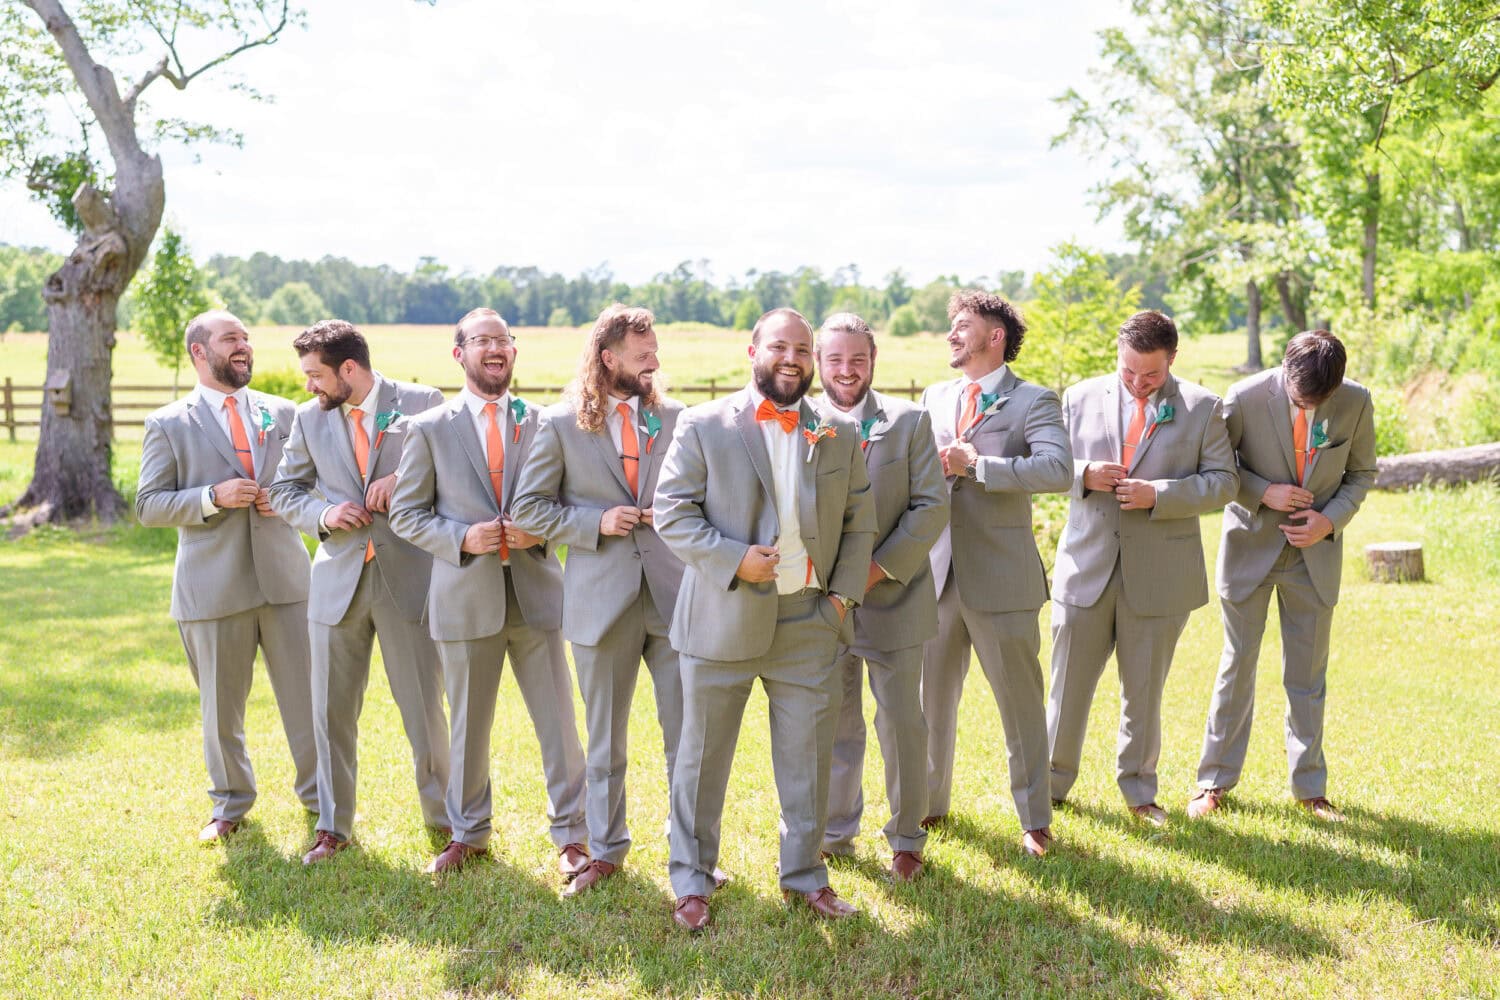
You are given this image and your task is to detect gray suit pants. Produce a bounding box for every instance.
[824,642,929,855]
[177,601,318,822]
[436,575,587,851]
[1197,544,1335,799]
[572,584,681,865]
[922,570,1052,831]
[1047,561,1189,808]
[310,560,450,840]
[669,592,842,897]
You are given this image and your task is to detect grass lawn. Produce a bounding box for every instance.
[1,403,1496,998]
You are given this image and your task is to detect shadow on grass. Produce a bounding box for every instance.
[211,821,1175,998]
[934,812,1339,960]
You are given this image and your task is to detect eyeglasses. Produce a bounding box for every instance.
[463,335,515,350]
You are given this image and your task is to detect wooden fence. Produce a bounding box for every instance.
[0,377,930,440]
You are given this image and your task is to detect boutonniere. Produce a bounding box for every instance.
[802,416,837,461]
[508,397,529,443]
[642,410,663,453]
[858,416,879,451]
[1147,403,1175,437]
[979,391,1004,416]
[1308,418,1329,457]
[373,409,403,449]
[256,406,276,445]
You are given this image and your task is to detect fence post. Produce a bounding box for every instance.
[708,378,716,400]
[909,378,917,400]
[3,377,13,442]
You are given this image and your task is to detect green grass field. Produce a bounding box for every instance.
[1,328,1497,997]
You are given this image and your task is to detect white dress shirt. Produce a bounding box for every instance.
[194,382,259,516]
[605,393,643,500]
[1119,381,1161,467]
[458,385,514,563]
[748,384,820,595]
[959,364,1009,485]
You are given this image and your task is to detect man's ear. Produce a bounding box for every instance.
[600,347,618,373]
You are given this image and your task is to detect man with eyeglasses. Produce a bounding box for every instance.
[389,308,588,877]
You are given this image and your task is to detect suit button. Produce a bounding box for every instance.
[632,552,641,560]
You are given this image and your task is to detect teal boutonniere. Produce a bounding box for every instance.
[858,416,878,451]
[1309,418,1329,455]
[1148,403,1175,438]
[979,391,1003,415]
[802,416,837,462]
[643,410,663,453]
[373,408,402,448]
[256,406,276,445]
[508,397,529,442]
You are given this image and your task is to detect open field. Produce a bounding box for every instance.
[1,415,1497,997]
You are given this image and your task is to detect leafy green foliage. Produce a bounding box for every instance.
[263,281,326,326]
[1020,243,1141,393]
[246,367,311,403]
[0,244,62,333]
[134,228,211,386]
[885,303,920,338]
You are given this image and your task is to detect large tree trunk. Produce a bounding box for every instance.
[1362,171,1380,309]
[1276,270,1307,331]
[1243,277,1263,371]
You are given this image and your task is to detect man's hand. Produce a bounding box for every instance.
[600,505,642,537]
[252,488,275,516]
[828,595,849,623]
[735,544,780,583]
[1114,478,1157,510]
[1280,508,1333,548]
[364,473,398,513]
[462,518,505,555]
[211,477,260,509]
[502,516,542,550]
[865,561,887,595]
[1262,482,1315,512]
[637,507,654,527]
[940,440,979,478]
[1084,462,1126,493]
[326,501,373,532]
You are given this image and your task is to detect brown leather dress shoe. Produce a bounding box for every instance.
[558,843,590,879]
[426,840,487,875]
[301,830,348,865]
[1021,827,1053,858]
[1187,787,1226,819]
[890,850,924,882]
[673,894,711,932]
[1297,796,1346,822]
[1129,803,1169,828]
[562,859,617,897]
[919,814,946,830]
[199,819,240,843]
[784,885,857,919]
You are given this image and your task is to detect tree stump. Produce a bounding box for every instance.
[1365,542,1425,583]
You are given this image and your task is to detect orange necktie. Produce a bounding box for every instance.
[349,407,375,562]
[483,402,509,559]
[755,398,799,433]
[223,396,255,478]
[1293,406,1309,485]
[1122,395,1148,467]
[618,402,640,498]
[957,383,981,437]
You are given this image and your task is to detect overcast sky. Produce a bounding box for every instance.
[1,0,1129,286]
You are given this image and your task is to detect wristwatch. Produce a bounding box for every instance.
[830,592,857,613]
[207,484,219,508]
[963,460,979,482]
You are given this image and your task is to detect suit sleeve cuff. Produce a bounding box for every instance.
[200,486,218,519]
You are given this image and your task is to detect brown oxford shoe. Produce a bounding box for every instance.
[1129,803,1169,828]
[301,830,349,865]
[673,894,711,932]
[1297,796,1346,822]
[558,843,590,880]
[784,885,857,919]
[426,840,487,875]
[890,850,924,882]
[198,819,240,843]
[1021,827,1053,858]
[919,814,946,830]
[1187,787,1227,819]
[562,859,617,898]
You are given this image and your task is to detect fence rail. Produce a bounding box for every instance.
[0,377,930,440]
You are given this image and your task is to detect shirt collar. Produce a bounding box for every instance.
[342,374,384,419]
[195,382,247,411]
[1119,379,1160,408]
[608,392,640,419]
[963,364,1008,396]
[747,383,801,416]
[459,385,509,418]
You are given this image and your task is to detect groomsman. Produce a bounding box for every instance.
[1046,310,1236,825]
[1189,330,1376,822]
[511,304,686,897]
[136,310,317,840]
[268,320,450,863]
[388,308,588,875]
[920,290,1072,858]
[655,308,875,931]
[812,313,948,881]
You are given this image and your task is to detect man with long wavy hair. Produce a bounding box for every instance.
[513,304,689,897]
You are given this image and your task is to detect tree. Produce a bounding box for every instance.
[1021,243,1141,394]
[731,295,762,331]
[134,227,211,391]
[0,0,299,524]
[886,304,920,338]
[264,281,327,326]
[547,306,574,327]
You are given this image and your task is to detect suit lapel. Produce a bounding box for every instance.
[796,399,819,542]
[188,395,246,476]
[501,402,526,512]
[1267,372,1299,481]
[637,404,665,500]
[447,401,497,510]
[1101,378,1122,464]
[590,416,636,501]
[363,379,400,477]
[324,401,365,489]
[1127,375,1176,473]
[733,393,779,509]
[962,368,1015,441]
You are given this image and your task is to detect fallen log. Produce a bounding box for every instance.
[1374,442,1500,490]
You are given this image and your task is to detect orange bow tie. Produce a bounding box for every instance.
[755,399,799,433]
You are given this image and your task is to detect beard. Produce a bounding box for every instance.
[465,355,513,398]
[820,374,871,411]
[611,367,658,402]
[207,345,253,389]
[754,360,813,408]
[315,373,353,410]
[948,344,971,370]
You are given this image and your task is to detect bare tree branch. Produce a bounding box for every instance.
[123,55,170,107]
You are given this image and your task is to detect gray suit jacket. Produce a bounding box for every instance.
[653,387,877,662]
[388,396,564,641]
[922,369,1073,613]
[268,379,446,627]
[813,391,948,651]
[136,388,311,622]
[1216,368,1377,606]
[511,397,688,645]
[1052,373,1237,615]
